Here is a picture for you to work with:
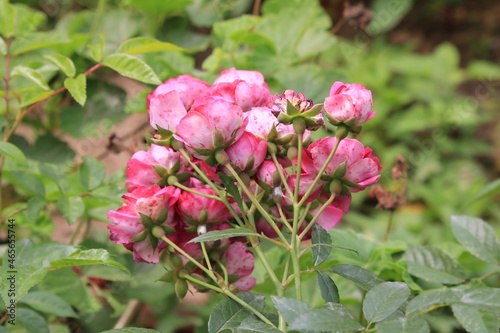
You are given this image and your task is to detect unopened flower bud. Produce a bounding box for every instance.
[287,146,298,160]
[215,149,230,165]
[267,142,278,155]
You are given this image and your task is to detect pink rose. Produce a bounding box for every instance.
[324,82,375,126]
[126,144,185,187]
[107,185,180,263]
[177,188,230,224]
[224,242,254,277]
[256,160,285,188]
[225,132,267,171]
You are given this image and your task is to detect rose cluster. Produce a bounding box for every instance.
[107,68,381,294]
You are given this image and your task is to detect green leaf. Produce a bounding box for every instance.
[367,0,414,35]
[451,215,500,264]
[5,170,45,197]
[119,37,184,55]
[124,0,192,14]
[0,266,49,305]
[208,292,265,333]
[64,74,87,106]
[406,289,464,315]
[189,228,260,243]
[50,249,129,273]
[20,90,54,107]
[403,245,466,285]
[57,196,84,225]
[218,172,244,210]
[376,315,430,333]
[311,224,332,266]
[271,296,312,325]
[101,329,161,333]
[24,133,75,164]
[0,1,16,38]
[44,53,76,78]
[102,54,161,85]
[88,33,105,62]
[363,282,411,323]
[27,197,45,221]
[460,288,500,313]
[469,179,500,202]
[316,270,339,303]
[20,291,77,318]
[16,308,49,333]
[329,264,384,291]
[452,304,499,333]
[237,317,282,333]
[0,142,27,165]
[79,156,106,190]
[39,163,70,194]
[12,65,50,90]
[288,303,364,332]
[10,31,69,56]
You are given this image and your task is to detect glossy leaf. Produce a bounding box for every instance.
[10,31,69,56]
[20,291,77,318]
[0,266,49,305]
[460,288,500,313]
[403,245,466,284]
[289,303,364,332]
[452,304,499,333]
[311,224,332,266]
[119,37,183,55]
[16,308,49,333]
[50,249,129,273]
[56,196,84,225]
[376,315,430,333]
[102,54,161,85]
[188,228,260,243]
[44,53,76,78]
[12,66,50,90]
[363,282,411,323]
[20,90,54,107]
[316,270,339,303]
[451,215,500,264]
[0,142,27,165]
[208,293,265,333]
[329,264,384,291]
[271,296,312,324]
[64,74,87,106]
[79,156,106,190]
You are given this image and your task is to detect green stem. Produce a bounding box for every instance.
[200,241,213,272]
[183,274,277,328]
[179,149,244,227]
[270,153,293,197]
[382,210,394,243]
[173,182,222,201]
[276,203,293,232]
[160,235,216,281]
[251,237,283,294]
[298,193,336,240]
[88,0,106,43]
[70,217,88,245]
[298,137,342,206]
[225,163,290,247]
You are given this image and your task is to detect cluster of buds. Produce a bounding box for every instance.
[108,68,381,295]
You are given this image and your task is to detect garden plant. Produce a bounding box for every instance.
[0,0,499,332]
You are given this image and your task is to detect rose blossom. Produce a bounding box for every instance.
[177,188,230,224]
[225,132,267,172]
[324,82,375,126]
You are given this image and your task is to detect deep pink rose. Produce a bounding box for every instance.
[324,82,375,126]
[177,188,230,224]
[256,160,286,188]
[107,185,180,263]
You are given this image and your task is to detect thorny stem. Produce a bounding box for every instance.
[182,274,277,328]
[225,163,290,247]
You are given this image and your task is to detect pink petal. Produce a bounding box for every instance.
[148,90,187,131]
[176,111,214,149]
[225,242,254,277]
[314,205,343,231]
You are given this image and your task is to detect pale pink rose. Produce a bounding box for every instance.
[214,68,266,86]
[324,82,375,126]
[177,188,230,224]
[232,276,256,292]
[225,132,267,171]
[175,99,246,152]
[107,185,180,263]
[126,144,185,187]
[287,172,324,203]
[147,75,210,131]
[244,107,278,139]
